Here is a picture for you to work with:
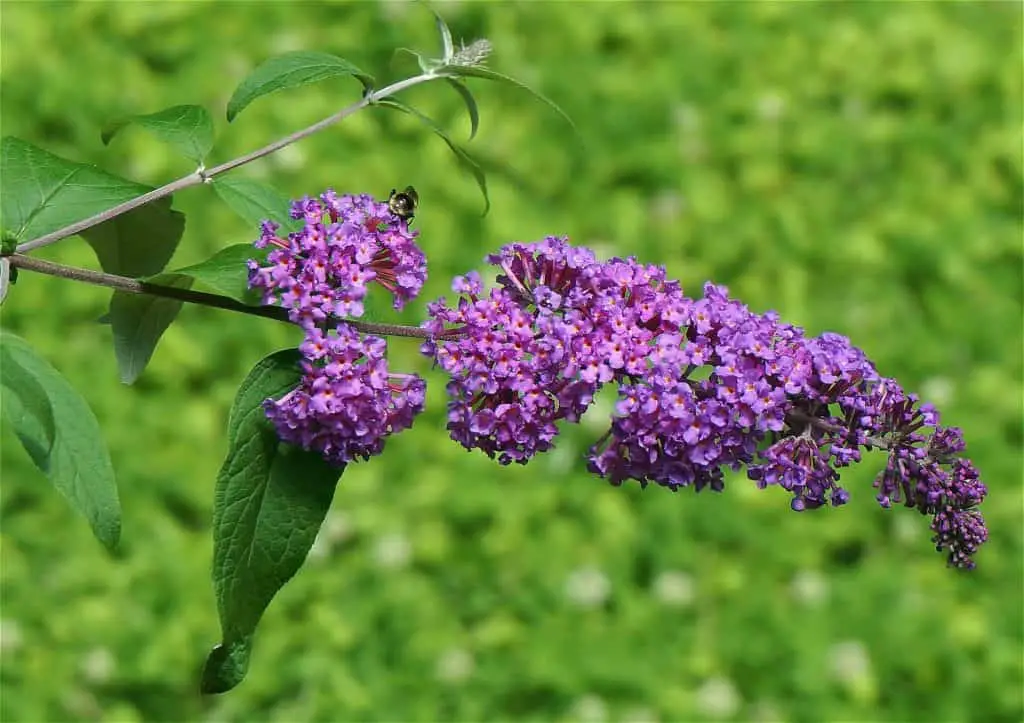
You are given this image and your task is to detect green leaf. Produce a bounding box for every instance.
[207,349,343,692]
[102,105,215,164]
[81,198,185,278]
[373,98,490,216]
[0,330,120,551]
[107,274,192,385]
[211,177,301,233]
[445,78,480,140]
[226,51,374,122]
[443,65,577,134]
[170,244,262,303]
[427,1,455,62]
[0,136,180,245]
[201,637,253,695]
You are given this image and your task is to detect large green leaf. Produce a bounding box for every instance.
[0,330,120,551]
[202,349,343,694]
[170,244,264,304]
[107,275,192,385]
[0,136,174,244]
[102,104,215,164]
[226,51,374,122]
[211,177,302,233]
[81,199,185,278]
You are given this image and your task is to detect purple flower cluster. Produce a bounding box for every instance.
[422,237,988,569]
[265,325,426,465]
[248,190,428,466]
[249,190,427,330]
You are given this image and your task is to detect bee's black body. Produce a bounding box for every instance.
[388,186,419,225]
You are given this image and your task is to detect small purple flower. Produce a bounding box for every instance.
[265,322,426,466]
[248,190,427,330]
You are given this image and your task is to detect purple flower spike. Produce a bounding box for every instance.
[265,322,426,466]
[426,235,989,570]
[248,189,427,330]
[422,237,606,464]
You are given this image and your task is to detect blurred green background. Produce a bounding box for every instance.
[1,2,1021,721]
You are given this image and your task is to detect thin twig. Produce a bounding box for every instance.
[7,253,445,340]
[15,73,438,255]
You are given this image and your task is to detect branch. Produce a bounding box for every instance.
[15,73,439,255]
[6,254,442,340]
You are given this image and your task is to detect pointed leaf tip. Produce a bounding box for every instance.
[200,637,252,694]
[445,79,480,141]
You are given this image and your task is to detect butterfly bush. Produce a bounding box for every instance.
[421,237,989,569]
[247,190,428,465]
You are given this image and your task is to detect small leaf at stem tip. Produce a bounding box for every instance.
[1,230,17,255]
[443,64,577,135]
[226,51,374,122]
[445,78,480,140]
[101,105,215,164]
[372,98,490,216]
[423,0,455,62]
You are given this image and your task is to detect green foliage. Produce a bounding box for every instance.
[108,276,190,385]
[373,97,491,214]
[169,244,263,304]
[226,51,374,122]
[211,177,300,232]
[0,330,120,550]
[102,105,215,165]
[0,2,1021,722]
[206,349,342,693]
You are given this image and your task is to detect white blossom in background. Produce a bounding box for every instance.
[435,647,474,684]
[621,706,660,723]
[80,646,116,684]
[749,699,785,722]
[828,639,873,684]
[921,376,954,407]
[569,694,608,723]
[652,570,696,608]
[373,531,412,570]
[695,676,742,720]
[564,566,611,608]
[756,92,786,121]
[0,619,23,654]
[308,511,353,560]
[789,569,829,607]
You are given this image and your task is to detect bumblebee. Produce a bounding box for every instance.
[388,186,419,225]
